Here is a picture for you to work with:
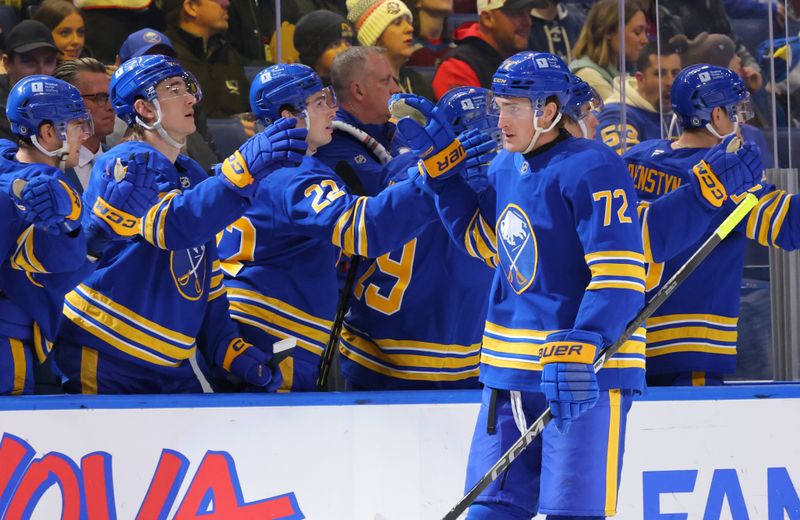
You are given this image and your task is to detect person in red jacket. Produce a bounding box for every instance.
[431,0,534,100]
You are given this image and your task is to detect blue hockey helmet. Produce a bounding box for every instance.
[437,86,499,135]
[671,64,752,133]
[492,51,572,112]
[562,76,603,122]
[249,63,337,126]
[110,54,202,126]
[7,74,91,139]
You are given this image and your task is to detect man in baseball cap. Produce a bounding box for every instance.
[119,28,176,62]
[432,0,534,99]
[0,20,59,140]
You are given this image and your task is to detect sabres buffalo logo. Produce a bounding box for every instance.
[170,245,207,301]
[497,204,537,294]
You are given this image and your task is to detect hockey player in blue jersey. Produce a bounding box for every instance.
[562,76,603,139]
[393,52,763,519]
[338,86,498,390]
[56,54,308,394]
[0,75,157,394]
[217,64,478,391]
[624,64,792,387]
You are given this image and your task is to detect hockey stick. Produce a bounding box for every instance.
[442,192,759,520]
[316,161,368,391]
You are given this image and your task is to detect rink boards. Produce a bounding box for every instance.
[0,385,799,519]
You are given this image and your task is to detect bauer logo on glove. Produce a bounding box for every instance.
[423,140,466,178]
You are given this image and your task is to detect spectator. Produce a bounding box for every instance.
[671,32,774,167]
[162,0,250,119]
[75,0,164,64]
[107,27,220,172]
[32,0,86,63]
[317,46,412,196]
[660,0,763,87]
[0,21,59,141]
[528,0,584,63]
[408,0,454,67]
[432,0,534,100]
[347,0,434,100]
[596,41,679,154]
[723,0,785,29]
[294,10,355,85]
[570,0,648,100]
[53,58,115,192]
[227,0,303,65]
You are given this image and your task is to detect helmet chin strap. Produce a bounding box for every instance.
[705,120,738,140]
[667,114,679,140]
[578,119,589,139]
[302,108,314,156]
[30,134,68,171]
[523,111,562,154]
[136,99,186,150]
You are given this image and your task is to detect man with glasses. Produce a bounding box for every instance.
[54,58,116,192]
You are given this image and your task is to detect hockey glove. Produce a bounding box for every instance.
[390,94,466,180]
[9,174,82,234]
[459,128,498,186]
[218,117,308,198]
[690,135,765,208]
[219,338,281,391]
[540,329,601,434]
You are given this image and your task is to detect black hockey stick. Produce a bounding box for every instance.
[316,161,368,391]
[442,192,759,520]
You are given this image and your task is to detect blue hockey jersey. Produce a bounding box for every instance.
[435,132,647,392]
[596,78,670,155]
[338,168,494,390]
[217,154,439,389]
[0,140,93,362]
[624,138,800,375]
[60,141,253,375]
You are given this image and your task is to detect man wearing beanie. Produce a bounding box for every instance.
[347,0,434,99]
[596,41,679,155]
[432,0,534,100]
[294,10,355,85]
[0,20,59,141]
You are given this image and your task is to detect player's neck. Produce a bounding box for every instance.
[674,130,719,150]
[16,145,58,168]
[143,131,181,163]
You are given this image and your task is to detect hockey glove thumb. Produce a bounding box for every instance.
[218,117,308,198]
[459,128,498,186]
[690,135,764,208]
[220,338,279,389]
[540,329,601,434]
[390,93,466,180]
[10,174,82,234]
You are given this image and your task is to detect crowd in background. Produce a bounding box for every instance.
[0,0,793,170]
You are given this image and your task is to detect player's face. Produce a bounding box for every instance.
[495,96,535,152]
[304,87,338,151]
[75,71,115,139]
[52,12,85,61]
[564,110,599,139]
[637,53,680,112]
[377,16,414,63]
[362,53,401,125]
[156,76,198,139]
[63,117,92,169]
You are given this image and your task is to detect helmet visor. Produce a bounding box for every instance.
[572,87,604,121]
[155,72,203,104]
[489,95,535,120]
[302,86,338,118]
[56,113,94,142]
[731,96,754,123]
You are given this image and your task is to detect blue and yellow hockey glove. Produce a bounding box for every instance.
[390,93,467,180]
[219,338,282,391]
[690,135,765,208]
[459,128,498,186]
[85,152,160,258]
[218,117,308,198]
[9,174,82,234]
[540,329,601,434]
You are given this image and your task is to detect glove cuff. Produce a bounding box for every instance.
[691,160,728,208]
[92,196,141,237]
[421,139,466,178]
[540,329,602,365]
[221,337,253,372]
[219,150,256,197]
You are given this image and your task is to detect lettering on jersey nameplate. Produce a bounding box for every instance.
[497,204,538,294]
[170,245,207,301]
[628,163,683,196]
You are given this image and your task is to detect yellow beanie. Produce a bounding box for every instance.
[346,0,413,47]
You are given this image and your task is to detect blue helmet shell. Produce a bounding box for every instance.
[492,51,572,111]
[249,63,324,125]
[671,64,749,128]
[7,75,88,138]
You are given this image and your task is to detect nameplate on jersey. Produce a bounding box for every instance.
[497,204,538,295]
[93,197,139,236]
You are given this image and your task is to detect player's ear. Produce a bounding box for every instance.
[541,100,558,127]
[279,108,296,119]
[36,121,56,144]
[133,98,157,125]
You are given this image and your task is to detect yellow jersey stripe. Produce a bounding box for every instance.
[342,327,480,369]
[646,342,737,356]
[605,389,622,516]
[588,262,646,280]
[357,195,369,256]
[646,325,737,343]
[231,313,325,355]
[646,313,738,327]
[463,210,480,259]
[480,351,543,371]
[229,301,330,346]
[757,192,784,246]
[771,194,791,247]
[226,287,333,329]
[585,250,645,263]
[339,342,480,381]
[746,190,780,240]
[9,338,26,395]
[586,280,645,292]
